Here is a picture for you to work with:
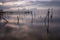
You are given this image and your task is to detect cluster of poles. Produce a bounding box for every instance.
[17,8,53,34]
[17,11,32,24]
[44,8,53,34]
[0,8,53,34]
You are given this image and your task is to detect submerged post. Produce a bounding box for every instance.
[17,16,19,24]
[31,11,33,24]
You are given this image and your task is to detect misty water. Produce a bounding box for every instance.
[0,11,60,40]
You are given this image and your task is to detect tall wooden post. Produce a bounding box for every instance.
[47,9,50,34]
[51,8,53,23]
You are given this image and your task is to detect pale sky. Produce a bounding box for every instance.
[0,0,60,11]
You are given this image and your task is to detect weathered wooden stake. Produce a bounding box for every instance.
[47,9,50,34]
[17,16,19,24]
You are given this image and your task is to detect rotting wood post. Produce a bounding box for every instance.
[17,16,19,24]
[47,9,50,34]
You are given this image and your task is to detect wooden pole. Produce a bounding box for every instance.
[31,11,33,24]
[47,9,50,34]
[17,16,19,24]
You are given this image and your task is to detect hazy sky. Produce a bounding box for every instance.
[0,0,60,2]
[0,0,60,11]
